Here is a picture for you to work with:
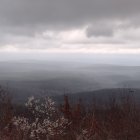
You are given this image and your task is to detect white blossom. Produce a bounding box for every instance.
[11,96,71,140]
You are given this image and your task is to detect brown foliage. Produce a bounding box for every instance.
[0,90,140,140]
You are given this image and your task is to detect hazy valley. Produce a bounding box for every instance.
[0,60,140,103]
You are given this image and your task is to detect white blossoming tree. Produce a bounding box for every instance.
[11,96,71,140]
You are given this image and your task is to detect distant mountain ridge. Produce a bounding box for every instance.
[53,88,140,105]
[1,61,140,104]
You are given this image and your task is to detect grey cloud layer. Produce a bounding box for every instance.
[0,0,140,51]
[0,0,140,27]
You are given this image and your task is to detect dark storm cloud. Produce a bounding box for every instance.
[86,24,114,37]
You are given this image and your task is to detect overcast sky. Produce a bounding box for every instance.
[0,0,140,55]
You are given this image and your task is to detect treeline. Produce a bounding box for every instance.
[0,86,140,140]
